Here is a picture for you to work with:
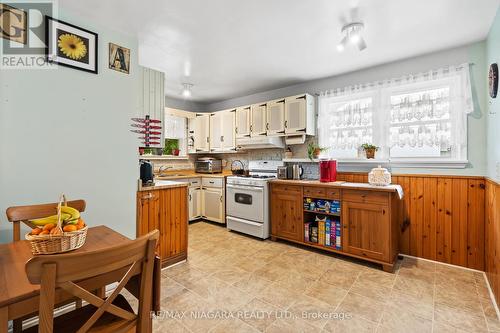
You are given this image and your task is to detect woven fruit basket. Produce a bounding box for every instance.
[25,195,88,255]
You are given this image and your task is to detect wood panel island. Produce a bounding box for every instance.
[269,179,403,272]
[136,181,189,267]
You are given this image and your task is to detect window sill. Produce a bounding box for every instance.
[284,158,469,170]
[139,155,189,160]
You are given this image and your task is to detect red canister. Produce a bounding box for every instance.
[319,159,331,182]
[329,160,337,182]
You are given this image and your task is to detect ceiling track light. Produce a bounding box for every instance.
[337,21,367,52]
[181,83,193,98]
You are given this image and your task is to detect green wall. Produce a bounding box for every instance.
[486,7,500,182]
[0,9,142,243]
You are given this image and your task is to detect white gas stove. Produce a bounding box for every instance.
[226,160,283,239]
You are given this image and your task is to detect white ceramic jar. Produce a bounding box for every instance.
[368,165,391,186]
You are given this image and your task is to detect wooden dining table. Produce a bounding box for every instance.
[0,225,138,333]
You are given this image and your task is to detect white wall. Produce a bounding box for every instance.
[0,10,141,243]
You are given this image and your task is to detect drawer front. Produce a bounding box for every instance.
[303,186,326,198]
[343,190,389,205]
[271,184,301,194]
[189,178,202,187]
[326,188,341,200]
[202,177,223,188]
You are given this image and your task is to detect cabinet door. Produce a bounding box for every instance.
[202,188,223,223]
[221,110,236,151]
[189,187,201,220]
[136,190,160,237]
[194,114,210,152]
[250,103,267,136]
[285,95,307,134]
[209,113,223,152]
[266,99,285,135]
[159,187,188,261]
[342,201,390,261]
[187,118,196,154]
[270,188,303,241]
[235,106,251,138]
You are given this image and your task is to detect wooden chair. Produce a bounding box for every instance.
[5,200,86,332]
[6,200,86,242]
[24,230,159,333]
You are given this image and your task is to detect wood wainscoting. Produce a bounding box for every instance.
[486,178,500,306]
[337,172,485,270]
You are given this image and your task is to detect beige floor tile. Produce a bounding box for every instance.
[233,273,271,296]
[253,262,291,281]
[276,269,318,293]
[161,277,189,301]
[387,290,434,320]
[434,286,483,315]
[379,305,432,333]
[357,267,397,287]
[349,279,392,304]
[400,257,436,271]
[210,266,248,285]
[237,298,279,331]
[398,264,435,283]
[480,297,500,332]
[305,280,348,308]
[391,275,434,300]
[323,316,378,333]
[153,318,191,333]
[432,321,469,333]
[264,317,319,333]
[336,292,385,323]
[257,282,301,310]
[287,294,334,330]
[319,268,360,289]
[434,302,488,333]
[210,318,260,333]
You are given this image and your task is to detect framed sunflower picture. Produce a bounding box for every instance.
[45,16,98,74]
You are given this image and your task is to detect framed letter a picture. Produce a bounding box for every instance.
[109,43,130,74]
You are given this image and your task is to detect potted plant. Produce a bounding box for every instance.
[361,143,379,159]
[307,143,327,160]
[163,139,179,156]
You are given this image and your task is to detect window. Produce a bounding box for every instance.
[318,64,472,167]
[164,111,187,156]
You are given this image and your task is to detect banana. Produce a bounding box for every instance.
[31,213,71,226]
[60,206,80,220]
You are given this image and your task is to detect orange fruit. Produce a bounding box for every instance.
[63,225,77,232]
[43,223,55,231]
[40,230,49,235]
[31,228,42,235]
[76,219,85,230]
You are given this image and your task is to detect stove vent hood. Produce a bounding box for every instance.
[236,136,285,149]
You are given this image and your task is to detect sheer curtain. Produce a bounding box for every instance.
[318,63,473,161]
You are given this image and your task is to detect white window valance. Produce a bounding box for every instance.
[318,63,473,165]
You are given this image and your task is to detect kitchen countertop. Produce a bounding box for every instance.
[154,170,233,180]
[138,180,189,192]
[269,179,404,197]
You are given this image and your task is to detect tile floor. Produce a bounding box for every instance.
[151,222,500,333]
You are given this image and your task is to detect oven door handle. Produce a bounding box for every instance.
[227,216,263,226]
[226,184,264,192]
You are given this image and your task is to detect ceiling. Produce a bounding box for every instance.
[61,0,499,103]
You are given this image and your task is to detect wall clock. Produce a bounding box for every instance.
[489,63,498,98]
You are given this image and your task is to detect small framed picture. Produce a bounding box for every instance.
[0,4,27,44]
[109,43,130,74]
[45,16,98,74]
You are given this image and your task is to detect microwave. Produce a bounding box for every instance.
[195,158,222,174]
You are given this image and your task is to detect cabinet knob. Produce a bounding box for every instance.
[284,120,288,128]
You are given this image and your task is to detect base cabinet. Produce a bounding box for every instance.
[189,187,202,221]
[137,187,188,267]
[270,185,303,242]
[270,183,400,272]
[343,201,390,262]
[202,188,224,223]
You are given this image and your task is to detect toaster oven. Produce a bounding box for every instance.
[195,158,222,174]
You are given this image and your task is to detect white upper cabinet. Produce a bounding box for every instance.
[285,94,315,135]
[235,106,251,138]
[210,110,236,152]
[221,110,236,151]
[191,114,210,152]
[209,112,223,151]
[250,103,267,137]
[266,99,286,135]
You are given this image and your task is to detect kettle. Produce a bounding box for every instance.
[292,164,303,180]
[140,160,154,186]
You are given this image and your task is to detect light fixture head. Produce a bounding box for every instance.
[338,21,366,52]
[181,83,193,98]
